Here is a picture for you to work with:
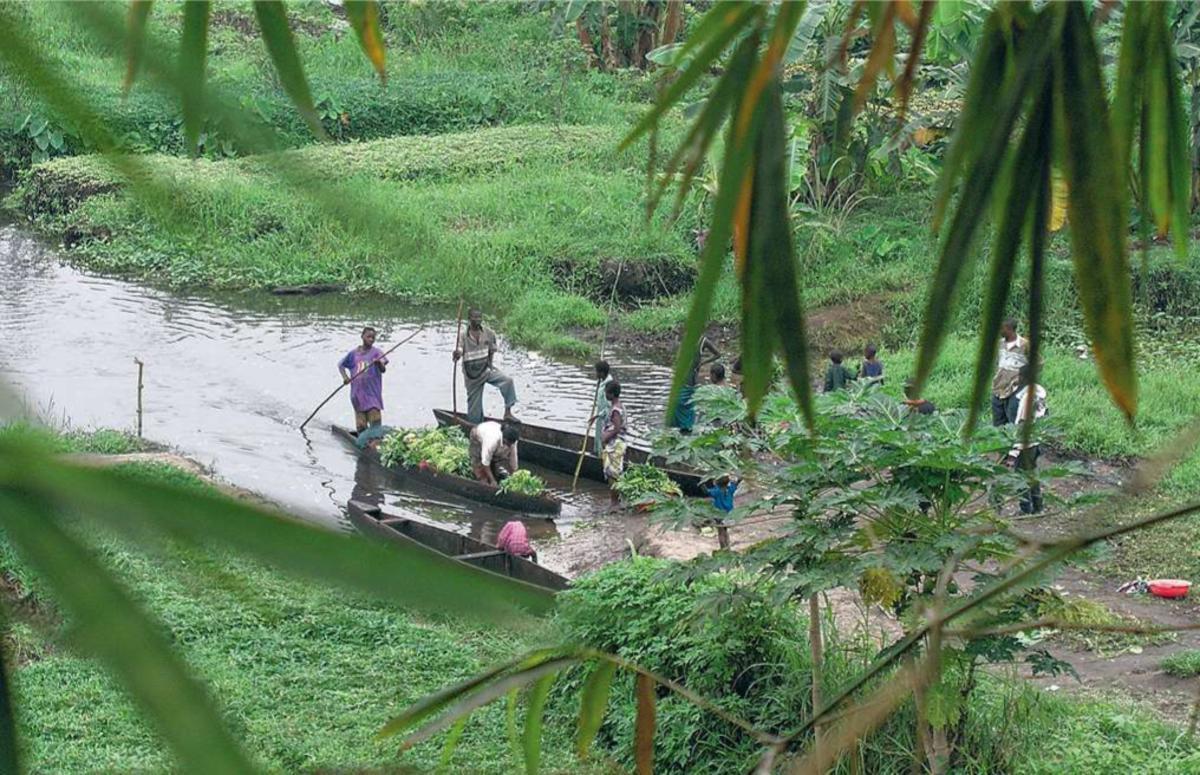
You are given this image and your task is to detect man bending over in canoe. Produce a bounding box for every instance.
[453,308,519,424]
[470,420,520,486]
[338,326,388,435]
[496,520,537,563]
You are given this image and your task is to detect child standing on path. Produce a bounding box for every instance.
[601,380,626,506]
[859,343,884,385]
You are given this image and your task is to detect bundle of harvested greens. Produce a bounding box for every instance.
[378,426,471,476]
[497,469,547,497]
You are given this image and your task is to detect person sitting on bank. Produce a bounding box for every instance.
[859,343,884,385]
[902,378,937,416]
[453,307,518,424]
[710,362,727,386]
[590,360,613,457]
[469,419,520,486]
[337,326,388,435]
[823,350,854,392]
[601,380,626,506]
[496,520,537,563]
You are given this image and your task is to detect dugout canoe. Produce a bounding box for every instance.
[347,499,569,591]
[433,409,705,496]
[332,425,561,515]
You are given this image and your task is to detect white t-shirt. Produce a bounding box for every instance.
[473,421,518,469]
[1010,384,1047,455]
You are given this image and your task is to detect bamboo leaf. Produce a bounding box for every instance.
[576,660,618,759]
[377,647,572,739]
[1056,2,1136,420]
[1,449,557,629]
[1048,167,1068,232]
[396,658,576,752]
[522,672,558,775]
[123,0,154,94]
[253,1,324,139]
[914,8,1060,394]
[0,493,255,773]
[931,14,1006,231]
[1160,6,1192,260]
[1022,123,1052,451]
[436,716,467,773]
[1111,0,1146,177]
[965,82,1051,434]
[0,610,20,775]
[179,0,210,155]
[1145,14,1172,237]
[634,673,656,775]
[344,1,387,83]
[620,3,760,150]
[506,689,521,765]
[853,2,896,113]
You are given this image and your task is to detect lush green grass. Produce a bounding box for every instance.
[0,458,587,773]
[1162,649,1200,678]
[0,422,149,455]
[0,1,647,175]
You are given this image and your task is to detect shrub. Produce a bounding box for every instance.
[553,558,815,774]
[1162,649,1200,678]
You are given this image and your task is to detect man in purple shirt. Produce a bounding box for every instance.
[338,327,388,431]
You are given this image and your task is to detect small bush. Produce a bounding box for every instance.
[1162,649,1200,678]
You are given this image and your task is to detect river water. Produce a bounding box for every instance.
[0,221,682,543]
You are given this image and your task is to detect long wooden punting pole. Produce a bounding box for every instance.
[298,326,425,430]
[571,262,623,492]
[452,299,465,417]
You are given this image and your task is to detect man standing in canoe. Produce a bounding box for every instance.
[470,420,520,486]
[337,326,388,433]
[591,360,612,457]
[453,308,519,424]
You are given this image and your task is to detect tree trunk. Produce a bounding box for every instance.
[576,17,602,70]
[631,1,661,69]
[809,594,823,760]
[599,10,620,70]
[660,0,683,47]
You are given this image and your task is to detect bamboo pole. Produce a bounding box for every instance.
[298,326,425,430]
[452,299,465,416]
[133,357,144,437]
[571,261,624,492]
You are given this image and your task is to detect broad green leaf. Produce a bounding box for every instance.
[180,0,210,155]
[1145,16,1172,237]
[0,493,254,773]
[395,658,576,751]
[1160,6,1192,260]
[563,0,590,24]
[253,1,324,139]
[576,660,618,759]
[634,673,656,775]
[436,716,467,773]
[1056,2,1136,420]
[1022,125,1052,451]
[344,1,386,83]
[784,0,824,65]
[522,672,557,775]
[620,3,760,150]
[123,0,154,94]
[913,8,1060,394]
[506,689,521,765]
[965,81,1051,434]
[377,647,571,739]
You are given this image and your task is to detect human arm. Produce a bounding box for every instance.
[602,408,624,445]
[373,350,388,373]
[509,442,518,473]
[823,368,833,392]
[338,352,354,384]
[496,522,513,550]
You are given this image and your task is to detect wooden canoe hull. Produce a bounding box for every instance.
[347,499,569,591]
[332,426,561,515]
[432,409,705,496]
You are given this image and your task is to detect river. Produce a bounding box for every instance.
[0,220,684,547]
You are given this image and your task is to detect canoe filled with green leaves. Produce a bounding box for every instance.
[332,426,560,515]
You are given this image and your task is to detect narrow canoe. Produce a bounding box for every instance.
[432,409,706,496]
[332,425,561,515]
[347,499,569,591]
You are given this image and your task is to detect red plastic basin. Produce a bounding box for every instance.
[1148,579,1191,599]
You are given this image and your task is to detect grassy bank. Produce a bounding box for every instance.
[0,426,585,772]
[10,125,693,354]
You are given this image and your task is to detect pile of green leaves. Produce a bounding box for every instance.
[613,464,682,502]
[497,469,546,497]
[378,427,470,476]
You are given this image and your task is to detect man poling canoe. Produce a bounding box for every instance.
[453,307,519,424]
[338,326,388,433]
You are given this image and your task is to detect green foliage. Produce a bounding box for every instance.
[1162,649,1200,678]
[613,464,682,503]
[553,557,815,774]
[498,469,546,498]
[379,426,470,476]
[1034,592,1176,657]
[0,423,148,455]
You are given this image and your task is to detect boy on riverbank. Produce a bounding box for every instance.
[601,380,626,506]
[338,326,388,434]
[823,350,854,392]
